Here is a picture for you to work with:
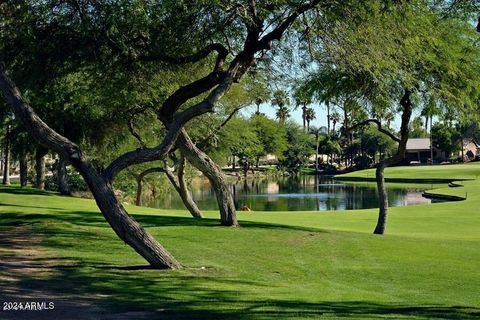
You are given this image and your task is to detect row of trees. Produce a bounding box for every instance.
[0,0,330,268]
[0,110,74,193]
[0,0,479,268]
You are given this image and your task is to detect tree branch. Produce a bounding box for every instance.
[104,74,234,182]
[0,59,81,161]
[158,70,226,121]
[347,119,401,143]
[198,105,245,149]
[256,0,321,51]
[137,167,167,180]
[103,121,179,182]
[128,113,147,148]
[140,43,228,70]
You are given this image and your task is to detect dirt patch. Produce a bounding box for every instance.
[0,225,157,320]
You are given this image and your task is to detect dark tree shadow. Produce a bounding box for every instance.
[1,187,478,319]
[0,185,56,196]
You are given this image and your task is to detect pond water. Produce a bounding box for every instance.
[145,175,443,211]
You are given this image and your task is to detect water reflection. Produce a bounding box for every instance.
[146,175,440,212]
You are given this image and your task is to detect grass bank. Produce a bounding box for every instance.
[336,162,480,182]
[0,169,479,319]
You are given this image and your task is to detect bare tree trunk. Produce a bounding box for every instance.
[136,174,145,207]
[373,89,413,235]
[374,162,388,234]
[57,155,71,195]
[460,138,464,162]
[327,102,331,134]
[135,161,203,218]
[2,126,10,185]
[429,115,434,164]
[166,156,203,218]
[178,129,238,226]
[302,104,307,131]
[19,155,28,187]
[75,161,180,269]
[1,0,326,269]
[35,150,46,190]
[315,133,320,171]
[1,67,180,269]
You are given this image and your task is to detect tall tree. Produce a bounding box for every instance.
[272,90,291,124]
[305,107,316,132]
[1,123,10,185]
[293,86,312,131]
[330,111,341,134]
[0,0,323,268]
[307,0,480,234]
[136,154,203,218]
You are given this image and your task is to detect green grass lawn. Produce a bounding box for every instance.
[0,166,480,319]
[337,161,480,181]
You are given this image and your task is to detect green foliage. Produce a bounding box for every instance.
[279,122,314,172]
[3,170,480,318]
[432,123,461,157]
[251,114,288,158]
[219,117,263,164]
[272,90,291,123]
[409,118,429,138]
[360,125,396,159]
[304,0,480,136]
[318,136,341,157]
[44,172,88,193]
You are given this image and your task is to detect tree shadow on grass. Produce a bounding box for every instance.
[3,257,480,320]
[0,206,329,234]
[0,211,478,320]
[0,185,56,196]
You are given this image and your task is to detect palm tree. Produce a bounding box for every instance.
[421,97,441,163]
[309,126,327,171]
[255,98,264,115]
[330,111,341,134]
[272,90,290,124]
[305,107,316,131]
[421,97,441,130]
[275,105,290,123]
[326,102,331,134]
[383,110,395,129]
[293,87,312,131]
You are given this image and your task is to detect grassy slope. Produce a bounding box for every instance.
[0,169,480,319]
[338,162,480,180]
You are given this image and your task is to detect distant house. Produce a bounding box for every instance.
[405,138,446,163]
[459,138,480,161]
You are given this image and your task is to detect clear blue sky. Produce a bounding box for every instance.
[240,101,425,132]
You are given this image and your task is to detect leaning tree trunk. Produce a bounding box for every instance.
[374,161,389,234]
[0,66,180,269]
[19,155,28,187]
[35,151,46,190]
[373,89,413,235]
[2,126,10,185]
[164,165,203,218]
[178,129,238,226]
[175,154,203,218]
[136,173,146,207]
[302,104,307,131]
[135,162,203,219]
[57,155,71,195]
[74,161,180,269]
